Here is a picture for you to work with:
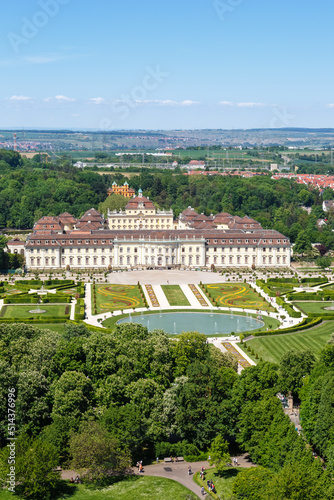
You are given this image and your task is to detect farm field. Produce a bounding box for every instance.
[244,321,333,364]
[203,283,274,312]
[94,284,145,314]
[0,304,69,319]
[293,301,334,315]
[161,285,190,306]
[0,476,197,500]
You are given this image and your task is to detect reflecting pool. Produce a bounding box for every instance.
[117,312,264,335]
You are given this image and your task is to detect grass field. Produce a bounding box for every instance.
[244,321,333,364]
[203,283,274,312]
[195,467,244,498]
[94,284,145,314]
[293,301,334,315]
[161,285,190,306]
[0,476,197,500]
[0,304,69,319]
[35,323,67,333]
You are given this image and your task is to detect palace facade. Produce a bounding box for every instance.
[8,193,291,270]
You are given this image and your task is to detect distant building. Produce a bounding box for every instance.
[108,189,174,230]
[323,200,334,212]
[108,181,136,198]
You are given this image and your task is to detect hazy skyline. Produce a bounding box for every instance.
[1,0,333,130]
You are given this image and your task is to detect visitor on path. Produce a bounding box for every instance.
[201,486,205,496]
[188,465,192,475]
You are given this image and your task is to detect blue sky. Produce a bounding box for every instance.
[0,0,334,129]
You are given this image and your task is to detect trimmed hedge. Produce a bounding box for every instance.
[251,317,322,337]
[300,277,328,284]
[267,278,299,284]
[0,316,69,323]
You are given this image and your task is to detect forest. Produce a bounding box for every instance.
[0,323,333,499]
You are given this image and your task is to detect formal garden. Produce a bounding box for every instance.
[199,282,275,312]
[92,283,147,314]
[239,275,334,364]
[0,279,85,327]
[160,284,190,306]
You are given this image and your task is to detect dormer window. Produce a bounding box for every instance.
[37,240,40,245]
[222,239,225,243]
[45,240,49,245]
[85,239,90,244]
[237,239,241,243]
[62,240,65,244]
[70,240,73,245]
[94,239,97,244]
[78,240,82,245]
[52,240,55,244]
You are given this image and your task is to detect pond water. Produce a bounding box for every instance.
[117,312,264,335]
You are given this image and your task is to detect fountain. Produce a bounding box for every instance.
[325,300,334,311]
[141,310,144,319]
[29,298,46,314]
[128,311,132,322]
[159,308,163,317]
[210,307,214,316]
[118,312,264,336]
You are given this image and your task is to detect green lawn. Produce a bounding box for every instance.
[195,467,244,498]
[35,323,67,333]
[94,284,145,314]
[161,285,190,306]
[243,321,333,364]
[203,283,274,312]
[293,301,334,315]
[0,304,69,319]
[0,476,197,500]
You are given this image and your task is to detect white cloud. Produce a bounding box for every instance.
[45,95,76,102]
[236,102,266,107]
[24,55,61,64]
[89,97,105,104]
[327,104,334,108]
[219,101,268,107]
[133,99,199,106]
[7,95,31,101]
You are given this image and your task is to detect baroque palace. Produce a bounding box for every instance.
[8,190,291,270]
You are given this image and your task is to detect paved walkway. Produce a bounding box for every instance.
[61,454,256,499]
[70,298,76,321]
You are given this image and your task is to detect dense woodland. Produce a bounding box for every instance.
[0,323,333,499]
